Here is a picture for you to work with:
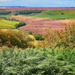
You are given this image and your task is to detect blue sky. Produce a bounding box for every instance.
[0,0,75,7]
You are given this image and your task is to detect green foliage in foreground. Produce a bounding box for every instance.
[0,47,75,75]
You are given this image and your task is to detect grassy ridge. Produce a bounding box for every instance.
[0,19,19,28]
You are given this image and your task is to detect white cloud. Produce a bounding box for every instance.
[0,0,11,2]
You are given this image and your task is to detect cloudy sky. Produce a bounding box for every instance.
[0,0,75,7]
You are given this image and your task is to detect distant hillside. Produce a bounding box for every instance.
[0,7,75,10]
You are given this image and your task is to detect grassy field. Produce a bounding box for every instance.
[0,9,75,20]
[34,9,75,19]
[14,9,75,19]
[0,19,19,28]
[0,14,11,18]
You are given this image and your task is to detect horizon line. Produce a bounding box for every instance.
[0,6,75,8]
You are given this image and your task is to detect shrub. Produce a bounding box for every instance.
[39,23,75,48]
[0,29,34,48]
[27,31,32,35]
[15,21,26,28]
[24,30,33,35]
[32,33,45,40]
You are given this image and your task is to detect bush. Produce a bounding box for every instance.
[24,30,32,35]
[27,31,32,35]
[0,47,75,75]
[15,21,26,28]
[39,24,75,48]
[32,33,45,40]
[0,29,34,48]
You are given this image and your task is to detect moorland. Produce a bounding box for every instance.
[0,7,75,75]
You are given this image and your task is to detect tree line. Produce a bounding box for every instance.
[0,10,12,15]
[13,10,44,15]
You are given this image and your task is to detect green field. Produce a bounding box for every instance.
[0,19,19,28]
[0,14,11,19]
[15,9,75,19]
[14,9,75,19]
[34,9,75,19]
[0,9,75,19]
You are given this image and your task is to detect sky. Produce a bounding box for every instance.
[0,0,75,7]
